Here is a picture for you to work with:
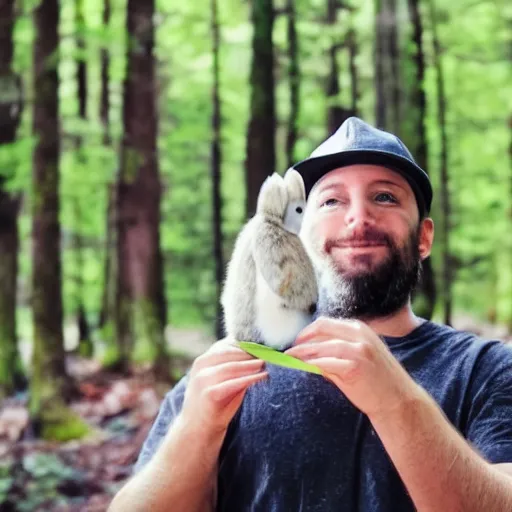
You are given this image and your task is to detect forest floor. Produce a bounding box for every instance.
[0,319,510,511]
[0,352,195,512]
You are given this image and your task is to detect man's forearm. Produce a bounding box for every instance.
[109,414,223,512]
[370,387,512,512]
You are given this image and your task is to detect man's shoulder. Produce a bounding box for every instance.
[425,320,512,372]
[132,375,189,473]
[163,373,188,411]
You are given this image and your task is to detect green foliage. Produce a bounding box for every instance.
[4,0,512,372]
[0,460,14,503]
[39,407,92,442]
[2,453,82,511]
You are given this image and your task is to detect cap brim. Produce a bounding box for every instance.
[293,149,432,215]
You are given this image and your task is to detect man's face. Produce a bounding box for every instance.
[300,164,434,320]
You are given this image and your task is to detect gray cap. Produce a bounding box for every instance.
[293,117,433,217]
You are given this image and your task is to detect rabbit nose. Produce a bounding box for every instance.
[308,303,317,315]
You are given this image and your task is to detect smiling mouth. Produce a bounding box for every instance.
[336,242,387,248]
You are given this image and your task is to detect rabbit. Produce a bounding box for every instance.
[220,169,318,350]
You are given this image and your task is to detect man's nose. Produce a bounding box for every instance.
[344,198,375,228]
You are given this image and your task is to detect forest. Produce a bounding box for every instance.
[0,0,511,509]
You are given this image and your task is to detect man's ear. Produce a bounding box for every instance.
[418,218,434,260]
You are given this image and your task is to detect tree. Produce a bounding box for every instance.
[30,0,88,439]
[74,0,92,357]
[374,0,400,133]
[286,0,300,166]
[245,0,276,217]
[347,27,359,117]
[428,0,452,325]
[211,0,224,339]
[326,0,355,134]
[98,0,115,341]
[508,113,511,331]
[0,0,24,399]
[407,0,437,319]
[115,0,170,376]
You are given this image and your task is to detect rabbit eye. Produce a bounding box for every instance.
[295,206,303,214]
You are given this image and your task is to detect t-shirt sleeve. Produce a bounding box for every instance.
[465,341,512,464]
[133,375,188,473]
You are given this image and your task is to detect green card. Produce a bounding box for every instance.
[237,341,322,375]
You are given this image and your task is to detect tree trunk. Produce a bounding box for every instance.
[407,0,436,319]
[211,0,224,340]
[0,0,24,399]
[74,0,92,357]
[374,0,400,133]
[115,0,170,377]
[99,185,116,337]
[374,0,387,128]
[98,0,114,338]
[286,0,300,167]
[388,0,400,134]
[508,113,512,332]
[245,0,276,217]
[347,27,359,116]
[429,0,452,326]
[30,0,88,440]
[407,0,427,172]
[100,0,110,146]
[326,0,353,135]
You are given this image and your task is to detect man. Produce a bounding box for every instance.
[109,117,512,511]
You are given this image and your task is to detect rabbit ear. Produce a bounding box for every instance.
[256,172,288,218]
[284,168,306,201]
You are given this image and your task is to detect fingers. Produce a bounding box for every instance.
[197,359,265,386]
[207,371,268,403]
[305,357,360,383]
[294,317,365,345]
[192,342,256,374]
[286,339,364,361]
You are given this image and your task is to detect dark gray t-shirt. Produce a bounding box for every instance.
[134,321,512,511]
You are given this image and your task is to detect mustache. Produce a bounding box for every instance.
[324,228,392,253]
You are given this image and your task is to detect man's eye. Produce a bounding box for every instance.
[321,198,339,207]
[375,192,397,204]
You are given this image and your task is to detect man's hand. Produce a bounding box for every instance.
[180,338,268,439]
[285,317,424,420]
[109,338,265,512]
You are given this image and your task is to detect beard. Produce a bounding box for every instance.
[312,225,422,321]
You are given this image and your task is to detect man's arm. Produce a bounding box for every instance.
[370,387,512,512]
[108,340,267,512]
[108,414,223,512]
[286,317,512,512]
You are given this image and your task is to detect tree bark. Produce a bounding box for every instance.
[347,27,359,116]
[74,0,92,357]
[0,0,24,399]
[508,113,512,332]
[211,0,224,339]
[98,0,114,336]
[374,0,387,128]
[30,0,88,440]
[326,0,353,135]
[245,0,276,217]
[286,0,300,167]
[388,0,400,134]
[407,0,437,319]
[508,23,512,332]
[115,0,170,377]
[100,0,110,146]
[428,0,452,325]
[374,0,400,133]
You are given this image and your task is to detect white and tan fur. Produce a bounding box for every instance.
[221,170,318,350]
